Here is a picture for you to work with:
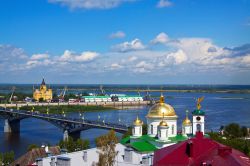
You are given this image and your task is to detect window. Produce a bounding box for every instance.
[172,125,174,135]
[151,124,153,134]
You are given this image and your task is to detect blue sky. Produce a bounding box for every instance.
[0,0,250,84]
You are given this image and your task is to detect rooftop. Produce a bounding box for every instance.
[154,132,250,166]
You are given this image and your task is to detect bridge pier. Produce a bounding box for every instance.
[4,119,20,133]
[63,130,69,141]
[63,130,81,141]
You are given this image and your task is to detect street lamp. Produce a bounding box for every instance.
[46,107,49,115]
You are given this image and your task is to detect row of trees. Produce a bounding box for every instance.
[58,137,90,152]
[221,123,249,138]
[209,123,250,156]
[0,151,15,165]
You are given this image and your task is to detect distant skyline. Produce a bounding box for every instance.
[0,0,250,84]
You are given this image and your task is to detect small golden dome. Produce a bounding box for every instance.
[182,110,192,126]
[182,117,192,126]
[133,116,143,126]
[159,120,168,127]
[147,95,177,118]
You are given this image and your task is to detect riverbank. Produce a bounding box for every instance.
[0,101,151,108]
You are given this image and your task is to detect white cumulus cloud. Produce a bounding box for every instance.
[151,32,170,44]
[48,0,136,10]
[59,50,99,62]
[112,38,146,52]
[109,31,126,39]
[157,0,172,8]
[30,53,50,60]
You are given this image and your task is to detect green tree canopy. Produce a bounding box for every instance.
[224,123,243,138]
[58,137,89,152]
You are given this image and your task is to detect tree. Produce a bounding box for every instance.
[241,126,248,137]
[27,144,39,151]
[39,97,44,102]
[95,130,118,166]
[0,151,15,165]
[224,123,242,138]
[76,138,90,151]
[58,137,89,152]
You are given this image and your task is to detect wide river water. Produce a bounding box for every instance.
[1,91,250,158]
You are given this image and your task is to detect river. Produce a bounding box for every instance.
[1,91,250,158]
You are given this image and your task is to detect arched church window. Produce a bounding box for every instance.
[172,125,174,135]
[197,124,201,131]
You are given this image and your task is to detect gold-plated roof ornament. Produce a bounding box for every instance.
[159,113,168,127]
[133,116,143,126]
[182,110,192,126]
[147,93,177,118]
[159,93,165,103]
[196,96,204,110]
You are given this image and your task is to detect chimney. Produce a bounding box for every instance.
[196,131,203,139]
[186,140,194,157]
[218,146,232,157]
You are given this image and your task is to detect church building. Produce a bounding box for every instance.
[33,78,53,101]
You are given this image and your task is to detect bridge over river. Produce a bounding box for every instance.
[0,107,129,140]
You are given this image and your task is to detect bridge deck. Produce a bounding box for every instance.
[0,107,128,132]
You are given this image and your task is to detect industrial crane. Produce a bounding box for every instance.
[9,86,16,103]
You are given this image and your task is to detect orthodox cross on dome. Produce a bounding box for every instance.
[185,110,189,118]
[196,96,204,110]
[159,86,165,103]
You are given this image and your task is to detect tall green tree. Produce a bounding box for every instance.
[0,151,15,165]
[95,130,118,166]
[224,123,242,138]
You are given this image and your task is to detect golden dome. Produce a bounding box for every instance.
[182,110,192,126]
[182,117,192,126]
[159,120,168,127]
[133,116,143,126]
[147,95,177,118]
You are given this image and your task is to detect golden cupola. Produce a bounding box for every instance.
[159,120,168,127]
[133,116,143,126]
[182,110,192,126]
[147,94,177,118]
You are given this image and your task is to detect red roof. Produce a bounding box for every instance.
[153,132,250,166]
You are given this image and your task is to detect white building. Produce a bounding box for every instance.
[32,143,152,166]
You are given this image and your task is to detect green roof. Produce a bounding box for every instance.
[120,134,188,153]
[169,134,188,142]
[192,109,205,115]
[82,96,110,99]
[130,141,158,152]
[120,137,130,144]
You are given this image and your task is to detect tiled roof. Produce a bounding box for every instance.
[11,146,60,166]
[153,132,250,166]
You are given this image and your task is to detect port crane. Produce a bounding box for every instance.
[59,86,67,101]
[9,86,16,103]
